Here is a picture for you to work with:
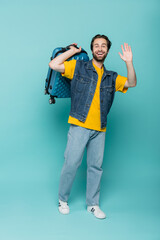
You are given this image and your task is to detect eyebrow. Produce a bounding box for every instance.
[94,43,107,46]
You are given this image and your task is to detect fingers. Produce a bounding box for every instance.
[121,44,125,54]
[72,44,81,52]
[70,43,81,50]
[123,43,131,52]
[124,43,128,51]
[70,43,78,48]
[128,45,132,52]
[118,52,122,57]
[118,52,123,59]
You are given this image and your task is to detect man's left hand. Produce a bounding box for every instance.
[118,43,133,63]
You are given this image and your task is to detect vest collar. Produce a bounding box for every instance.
[86,59,111,76]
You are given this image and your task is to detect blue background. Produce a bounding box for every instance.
[0,0,160,239]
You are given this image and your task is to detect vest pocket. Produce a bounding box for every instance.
[105,86,114,93]
[75,78,89,93]
[102,86,114,97]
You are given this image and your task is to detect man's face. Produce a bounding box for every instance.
[92,38,109,62]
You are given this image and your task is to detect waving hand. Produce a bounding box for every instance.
[118,43,133,63]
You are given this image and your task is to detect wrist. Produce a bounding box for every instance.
[125,61,133,66]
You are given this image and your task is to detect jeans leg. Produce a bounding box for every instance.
[86,131,106,206]
[59,125,89,202]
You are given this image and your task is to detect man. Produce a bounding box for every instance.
[49,34,137,219]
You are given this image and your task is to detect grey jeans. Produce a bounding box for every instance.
[58,124,106,206]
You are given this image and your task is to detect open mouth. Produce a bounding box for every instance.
[96,52,104,56]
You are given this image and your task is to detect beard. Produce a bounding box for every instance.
[92,51,108,63]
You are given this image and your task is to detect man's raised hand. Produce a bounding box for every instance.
[118,43,133,63]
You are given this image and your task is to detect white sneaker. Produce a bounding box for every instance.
[87,206,106,219]
[58,200,69,215]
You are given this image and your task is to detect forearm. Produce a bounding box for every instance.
[126,62,137,87]
[48,48,76,71]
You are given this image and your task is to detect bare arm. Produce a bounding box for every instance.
[48,44,82,73]
[119,43,137,88]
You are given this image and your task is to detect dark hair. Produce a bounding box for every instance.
[90,34,112,51]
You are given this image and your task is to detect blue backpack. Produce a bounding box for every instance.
[45,45,89,104]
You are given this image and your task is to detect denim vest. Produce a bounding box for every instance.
[70,60,118,129]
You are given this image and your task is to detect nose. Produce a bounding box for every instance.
[98,46,102,51]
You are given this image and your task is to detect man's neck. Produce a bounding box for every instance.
[92,58,104,69]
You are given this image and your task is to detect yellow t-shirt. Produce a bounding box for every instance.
[62,59,128,132]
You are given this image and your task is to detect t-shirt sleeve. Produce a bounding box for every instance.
[115,74,128,93]
[61,59,77,80]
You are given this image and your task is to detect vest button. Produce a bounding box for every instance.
[100,89,103,92]
[101,100,103,103]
